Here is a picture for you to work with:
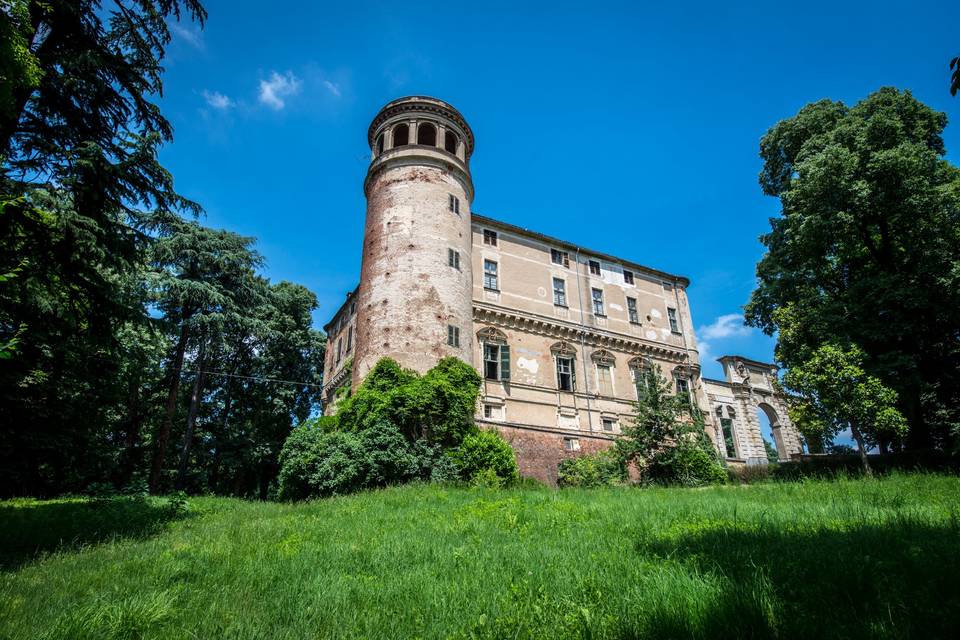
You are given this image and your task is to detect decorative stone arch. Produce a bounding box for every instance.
[756,400,797,461]
[550,341,577,357]
[416,121,437,146]
[591,349,616,365]
[477,327,507,344]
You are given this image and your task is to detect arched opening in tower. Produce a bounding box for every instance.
[393,123,409,147]
[417,123,437,147]
[444,130,458,154]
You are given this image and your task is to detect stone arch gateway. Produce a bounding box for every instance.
[702,356,804,465]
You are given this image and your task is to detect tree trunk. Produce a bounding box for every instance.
[176,337,206,490]
[850,423,873,477]
[149,321,190,493]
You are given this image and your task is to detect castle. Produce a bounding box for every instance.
[321,96,803,483]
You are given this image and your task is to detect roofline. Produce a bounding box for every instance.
[472,213,691,287]
[322,285,360,333]
[702,377,733,387]
[717,355,779,370]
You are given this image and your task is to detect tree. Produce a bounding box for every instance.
[746,88,960,451]
[782,344,908,475]
[147,218,262,493]
[0,1,206,496]
[616,364,725,485]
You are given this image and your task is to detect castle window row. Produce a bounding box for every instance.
[374,121,461,158]
[477,252,682,335]
[476,329,691,400]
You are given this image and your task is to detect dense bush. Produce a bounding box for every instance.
[557,450,624,488]
[277,357,483,500]
[647,437,728,487]
[450,429,519,486]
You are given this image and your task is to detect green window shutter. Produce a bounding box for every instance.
[571,358,576,391]
[500,345,510,381]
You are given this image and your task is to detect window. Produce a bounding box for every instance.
[375,133,385,155]
[393,123,409,146]
[448,194,460,214]
[676,377,689,395]
[721,418,736,458]
[350,301,356,315]
[444,130,458,153]
[483,260,499,291]
[563,437,581,452]
[553,278,567,306]
[556,356,575,391]
[602,418,616,432]
[623,270,634,285]
[447,325,460,348]
[483,342,511,381]
[551,248,570,267]
[346,326,353,352]
[483,229,497,246]
[627,297,639,324]
[417,122,436,146]
[597,364,614,396]
[336,337,343,363]
[589,260,601,276]
[448,248,460,270]
[634,367,653,401]
[483,404,503,420]
[667,307,680,333]
[591,288,605,316]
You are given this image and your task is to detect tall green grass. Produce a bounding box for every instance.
[1,474,958,639]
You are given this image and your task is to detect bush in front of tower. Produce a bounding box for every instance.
[277,357,518,499]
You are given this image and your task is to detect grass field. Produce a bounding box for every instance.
[1,474,959,639]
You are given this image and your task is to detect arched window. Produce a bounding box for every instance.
[393,123,409,147]
[444,130,458,153]
[478,328,509,382]
[417,122,436,146]
[375,133,385,155]
[551,342,577,392]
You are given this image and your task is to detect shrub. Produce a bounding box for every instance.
[276,422,422,500]
[557,450,624,488]
[450,429,519,485]
[647,438,727,487]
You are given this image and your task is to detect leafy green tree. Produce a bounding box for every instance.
[763,439,779,463]
[616,364,725,485]
[782,344,908,474]
[747,88,960,451]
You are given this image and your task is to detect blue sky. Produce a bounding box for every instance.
[157,0,959,383]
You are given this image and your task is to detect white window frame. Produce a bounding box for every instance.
[667,307,680,333]
[483,260,499,291]
[553,278,567,307]
[623,269,634,285]
[588,260,601,276]
[591,288,605,316]
[447,325,460,348]
[627,297,639,324]
[556,355,575,391]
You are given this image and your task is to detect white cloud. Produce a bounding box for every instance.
[202,90,233,110]
[700,313,752,340]
[322,80,342,98]
[258,71,301,110]
[696,313,754,365]
[171,23,203,49]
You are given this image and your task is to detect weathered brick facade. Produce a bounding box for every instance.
[321,96,803,482]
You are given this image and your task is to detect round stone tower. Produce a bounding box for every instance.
[352,96,475,385]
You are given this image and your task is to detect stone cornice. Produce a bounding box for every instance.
[473,302,689,363]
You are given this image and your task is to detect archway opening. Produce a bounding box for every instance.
[417,122,437,146]
[757,403,784,462]
[444,130,458,153]
[393,123,409,146]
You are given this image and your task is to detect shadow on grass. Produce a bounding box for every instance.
[0,497,189,571]
[630,517,960,639]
